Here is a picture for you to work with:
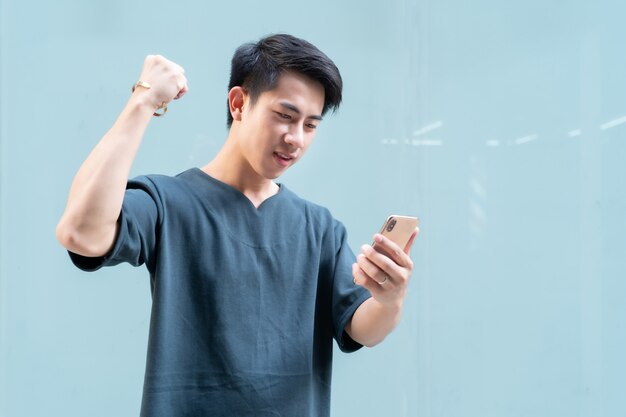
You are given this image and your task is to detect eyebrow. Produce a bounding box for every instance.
[279,102,323,121]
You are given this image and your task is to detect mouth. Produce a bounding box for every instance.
[273,151,296,167]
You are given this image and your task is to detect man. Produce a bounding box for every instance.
[56,34,418,416]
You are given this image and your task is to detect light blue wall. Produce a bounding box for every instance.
[1,0,625,416]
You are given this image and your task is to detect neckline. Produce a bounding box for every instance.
[189,167,285,211]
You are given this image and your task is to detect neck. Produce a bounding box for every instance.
[202,137,279,208]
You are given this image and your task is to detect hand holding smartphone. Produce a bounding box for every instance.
[372,215,419,258]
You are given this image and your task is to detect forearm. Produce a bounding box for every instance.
[56,55,188,256]
[56,95,154,256]
[345,297,403,348]
[348,230,418,347]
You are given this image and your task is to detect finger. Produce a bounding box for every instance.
[371,235,411,268]
[403,227,419,254]
[174,89,186,100]
[352,262,371,286]
[356,253,389,285]
[174,81,188,100]
[361,244,406,285]
[352,263,384,295]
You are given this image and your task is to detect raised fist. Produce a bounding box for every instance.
[132,55,188,111]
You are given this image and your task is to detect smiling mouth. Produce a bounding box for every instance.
[274,152,294,161]
[273,151,296,168]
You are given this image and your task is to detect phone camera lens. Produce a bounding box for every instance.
[386,219,396,232]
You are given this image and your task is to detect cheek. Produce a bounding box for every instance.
[256,118,282,137]
[274,122,290,136]
[303,134,316,149]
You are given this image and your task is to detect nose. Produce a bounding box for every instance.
[284,125,304,149]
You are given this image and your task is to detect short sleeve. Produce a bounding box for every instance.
[68,177,162,273]
[330,220,371,353]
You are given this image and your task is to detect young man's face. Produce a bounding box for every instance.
[236,71,325,180]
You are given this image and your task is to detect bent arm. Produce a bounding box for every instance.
[56,96,155,256]
[56,55,187,257]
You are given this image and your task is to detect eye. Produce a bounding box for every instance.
[275,112,291,120]
[305,123,318,130]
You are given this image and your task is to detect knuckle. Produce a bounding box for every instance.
[407,259,414,270]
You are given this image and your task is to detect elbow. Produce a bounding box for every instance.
[56,218,75,249]
[360,335,387,349]
[56,219,86,254]
[55,217,113,257]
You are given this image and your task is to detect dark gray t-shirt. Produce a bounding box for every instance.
[69,168,371,416]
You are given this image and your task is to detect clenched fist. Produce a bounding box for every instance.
[132,55,188,112]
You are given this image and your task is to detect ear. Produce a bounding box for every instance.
[228,86,247,122]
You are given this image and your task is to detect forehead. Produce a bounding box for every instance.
[259,71,325,114]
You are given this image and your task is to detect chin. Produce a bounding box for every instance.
[268,169,286,180]
[258,168,282,180]
[262,165,290,180]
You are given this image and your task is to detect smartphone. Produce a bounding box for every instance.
[373,215,419,256]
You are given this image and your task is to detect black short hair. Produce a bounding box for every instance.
[227,33,343,127]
